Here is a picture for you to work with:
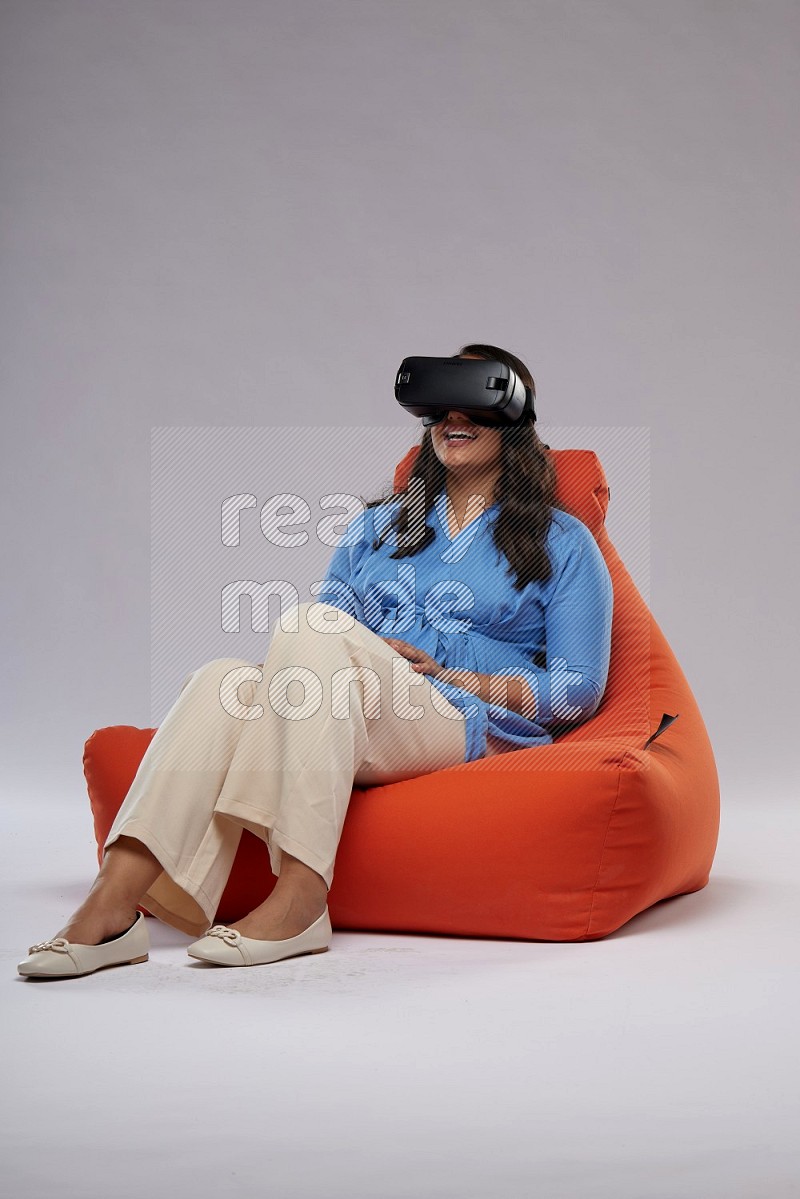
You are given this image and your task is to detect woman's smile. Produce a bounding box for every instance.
[434,417,482,448]
[443,428,478,444]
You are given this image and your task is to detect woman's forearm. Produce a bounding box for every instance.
[433,668,538,720]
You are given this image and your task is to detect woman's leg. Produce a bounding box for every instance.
[48,603,466,946]
[52,835,164,945]
[48,656,262,943]
[227,848,329,942]
[211,600,467,940]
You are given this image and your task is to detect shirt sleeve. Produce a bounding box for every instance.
[311,508,370,617]
[311,507,445,654]
[485,524,614,735]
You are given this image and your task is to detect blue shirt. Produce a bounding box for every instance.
[313,489,614,762]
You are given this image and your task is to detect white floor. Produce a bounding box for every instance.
[3,787,798,1199]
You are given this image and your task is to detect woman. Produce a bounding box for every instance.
[18,344,613,978]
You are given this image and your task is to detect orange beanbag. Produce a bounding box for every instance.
[84,447,720,941]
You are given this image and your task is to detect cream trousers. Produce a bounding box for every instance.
[103,601,468,936]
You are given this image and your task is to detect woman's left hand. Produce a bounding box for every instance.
[382,638,443,675]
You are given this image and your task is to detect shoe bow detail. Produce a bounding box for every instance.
[205,925,241,945]
[27,938,70,955]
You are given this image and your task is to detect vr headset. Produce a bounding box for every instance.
[394,356,536,427]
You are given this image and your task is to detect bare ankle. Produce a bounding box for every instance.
[271,886,326,915]
[87,878,135,907]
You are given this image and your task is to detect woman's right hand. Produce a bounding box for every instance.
[381,638,443,676]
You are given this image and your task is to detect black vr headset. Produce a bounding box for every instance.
[394,356,536,427]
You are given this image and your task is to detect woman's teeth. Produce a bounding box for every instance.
[445,431,477,441]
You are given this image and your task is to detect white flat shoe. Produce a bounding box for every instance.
[17,911,149,979]
[187,907,332,967]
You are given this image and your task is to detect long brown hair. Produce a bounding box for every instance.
[364,343,571,589]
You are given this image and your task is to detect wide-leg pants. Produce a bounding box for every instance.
[102,602,469,937]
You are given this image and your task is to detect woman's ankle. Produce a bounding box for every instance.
[55,900,139,943]
[82,880,141,917]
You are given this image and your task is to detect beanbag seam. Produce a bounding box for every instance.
[582,748,631,938]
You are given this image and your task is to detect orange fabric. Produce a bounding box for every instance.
[83,447,720,940]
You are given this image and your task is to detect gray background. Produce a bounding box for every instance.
[2,0,797,796]
[2,3,798,1198]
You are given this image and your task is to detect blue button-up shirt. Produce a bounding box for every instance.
[314,489,614,762]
